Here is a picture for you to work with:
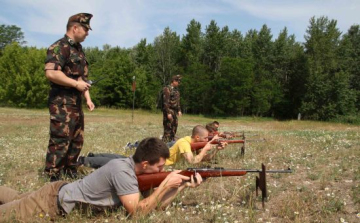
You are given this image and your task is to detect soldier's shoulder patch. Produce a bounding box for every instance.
[54,46,60,55]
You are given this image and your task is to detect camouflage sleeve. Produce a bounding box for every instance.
[163,86,171,114]
[44,41,69,71]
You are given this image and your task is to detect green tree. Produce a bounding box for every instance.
[301,16,356,120]
[242,29,257,61]
[153,27,181,85]
[271,28,308,119]
[212,57,254,116]
[225,29,244,58]
[0,25,26,52]
[0,43,47,107]
[88,47,136,108]
[180,19,203,70]
[132,39,160,109]
[339,25,360,111]
[250,24,276,116]
[180,62,212,114]
[202,20,228,73]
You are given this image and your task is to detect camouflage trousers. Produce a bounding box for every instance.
[44,103,84,178]
[162,110,178,143]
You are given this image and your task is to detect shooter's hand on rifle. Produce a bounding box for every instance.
[216,141,228,150]
[208,135,227,150]
[163,170,191,189]
[184,172,203,188]
[202,135,219,152]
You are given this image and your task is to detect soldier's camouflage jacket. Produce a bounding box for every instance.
[162,85,181,114]
[44,35,89,105]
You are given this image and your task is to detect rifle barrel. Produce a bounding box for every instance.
[245,168,292,173]
[137,167,292,192]
[190,140,245,151]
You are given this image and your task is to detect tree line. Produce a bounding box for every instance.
[0,16,359,123]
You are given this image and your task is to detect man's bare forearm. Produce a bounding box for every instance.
[45,70,77,88]
[135,178,173,215]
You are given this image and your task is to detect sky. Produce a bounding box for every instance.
[1,0,360,49]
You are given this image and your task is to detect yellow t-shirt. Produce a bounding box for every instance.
[165,136,192,165]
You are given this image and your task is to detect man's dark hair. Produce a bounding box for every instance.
[213,121,219,125]
[133,137,169,165]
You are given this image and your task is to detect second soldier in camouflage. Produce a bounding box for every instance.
[162,75,182,143]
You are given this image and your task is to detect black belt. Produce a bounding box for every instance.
[57,183,68,216]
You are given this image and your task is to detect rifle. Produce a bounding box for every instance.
[137,164,292,208]
[223,131,259,139]
[208,132,232,139]
[190,139,245,151]
[191,138,265,156]
[207,134,265,158]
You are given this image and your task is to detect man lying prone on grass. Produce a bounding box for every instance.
[77,125,227,170]
[0,138,202,222]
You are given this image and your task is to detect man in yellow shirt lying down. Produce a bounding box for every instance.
[76,125,227,169]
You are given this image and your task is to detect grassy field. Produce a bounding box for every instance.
[0,107,359,223]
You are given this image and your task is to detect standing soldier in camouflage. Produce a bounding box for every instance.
[44,13,95,181]
[162,75,182,143]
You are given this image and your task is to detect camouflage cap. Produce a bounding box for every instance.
[68,13,93,30]
[171,75,182,82]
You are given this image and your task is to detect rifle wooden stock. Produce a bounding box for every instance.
[137,164,292,208]
[190,139,245,151]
